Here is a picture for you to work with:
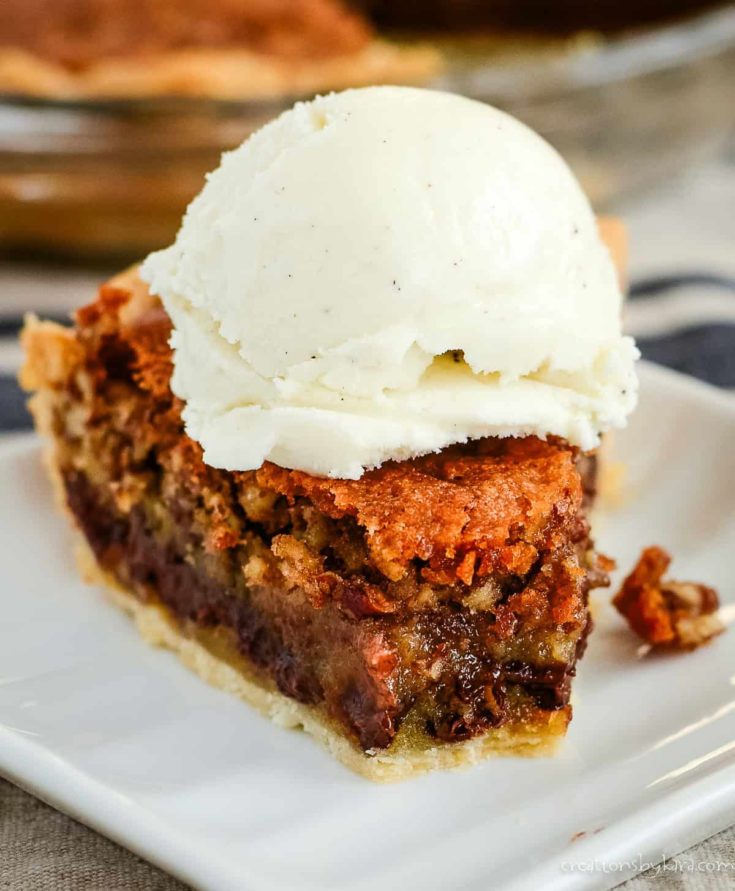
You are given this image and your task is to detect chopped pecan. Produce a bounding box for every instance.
[613,546,724,650]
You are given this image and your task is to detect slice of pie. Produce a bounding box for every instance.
[0,0,439,100]
[20,218,623,780]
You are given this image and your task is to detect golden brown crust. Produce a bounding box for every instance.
[19,316,81,391]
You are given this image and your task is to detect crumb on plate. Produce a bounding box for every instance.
[613,546,724,651]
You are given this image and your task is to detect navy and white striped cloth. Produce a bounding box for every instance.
[627,274,735,389]
[1,268,734,433]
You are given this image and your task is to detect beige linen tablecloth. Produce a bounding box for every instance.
[2,156,735,889]
[1,777,734,890]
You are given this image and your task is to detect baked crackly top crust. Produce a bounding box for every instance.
[23,269,586,589]
[258,441,583,584]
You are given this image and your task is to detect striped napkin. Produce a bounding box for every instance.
[627,274,735,388]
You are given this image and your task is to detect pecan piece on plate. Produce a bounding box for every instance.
[613,546,724,651]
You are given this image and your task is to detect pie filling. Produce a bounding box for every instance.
[62,466,593,751]
[24,276,609,755]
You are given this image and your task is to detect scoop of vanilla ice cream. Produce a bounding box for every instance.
[141,86,638,479]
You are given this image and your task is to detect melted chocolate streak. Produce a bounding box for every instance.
[64,468,586,751]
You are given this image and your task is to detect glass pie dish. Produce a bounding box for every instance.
[0,6,733,261]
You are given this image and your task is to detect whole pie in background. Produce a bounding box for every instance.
[0,0,439,100]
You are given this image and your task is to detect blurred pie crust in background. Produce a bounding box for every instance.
[353,0,726,34]
[0,0,733,261]
[0,0,439,100]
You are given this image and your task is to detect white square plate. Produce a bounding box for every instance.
[1,360,734,891]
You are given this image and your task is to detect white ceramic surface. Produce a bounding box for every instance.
[0,360,733,891]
